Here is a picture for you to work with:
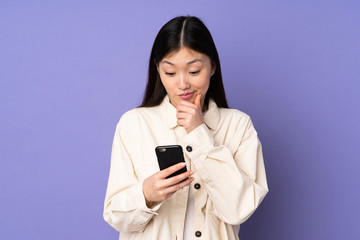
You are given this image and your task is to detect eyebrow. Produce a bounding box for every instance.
[161,59,203,66]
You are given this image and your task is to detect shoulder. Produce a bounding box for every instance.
[215,107,258,141]
[218,107,252,127]
[116,108,137,126]
[216,107,260,146]
[116,106,162,128]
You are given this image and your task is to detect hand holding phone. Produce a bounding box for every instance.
[142,145,194,208]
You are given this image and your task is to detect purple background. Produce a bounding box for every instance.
[1,1,359,239]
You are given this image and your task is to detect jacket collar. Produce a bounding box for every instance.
[159,95,220,131]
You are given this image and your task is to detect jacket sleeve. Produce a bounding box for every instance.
[178,114,269,225]
[103,116,161,232]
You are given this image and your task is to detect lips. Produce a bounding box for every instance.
[179,91,195,100]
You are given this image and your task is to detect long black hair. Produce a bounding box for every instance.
[140,16,228,108]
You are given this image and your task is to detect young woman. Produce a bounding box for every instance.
[103,16,269,240]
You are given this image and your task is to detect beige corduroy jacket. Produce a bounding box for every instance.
[103,95,269,240]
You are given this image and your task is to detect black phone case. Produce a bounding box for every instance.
[155,145,187,179]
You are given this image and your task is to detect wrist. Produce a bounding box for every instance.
[186,121,204,133]
[142,181,152,207]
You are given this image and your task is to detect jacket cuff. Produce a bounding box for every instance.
[178,124,215,180]
[136,179,162,216]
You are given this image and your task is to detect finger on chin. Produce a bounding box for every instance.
[176,104,193,113]
[179,99,196,107]
[194,93,201,107]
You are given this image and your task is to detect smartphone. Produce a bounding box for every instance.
[155,145,187,179]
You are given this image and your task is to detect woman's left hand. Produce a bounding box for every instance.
[176,93,204,133]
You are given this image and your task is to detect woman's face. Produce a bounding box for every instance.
[157,47,215,110]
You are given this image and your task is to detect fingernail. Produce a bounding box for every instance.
[180,162,186,166]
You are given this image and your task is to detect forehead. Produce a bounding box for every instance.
[161,47,209,65]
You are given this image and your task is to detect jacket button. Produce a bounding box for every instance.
[195,231,202,237]
[186,146,193,152]
[194,183,201,189]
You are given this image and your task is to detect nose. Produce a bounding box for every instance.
[178,72,190,90]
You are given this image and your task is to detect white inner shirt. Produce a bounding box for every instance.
[183,183,194,240]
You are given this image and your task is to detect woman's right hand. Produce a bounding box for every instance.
[142,162,194,208]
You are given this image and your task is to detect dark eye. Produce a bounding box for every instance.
[165,72,175,76]
[190,71,200,75]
